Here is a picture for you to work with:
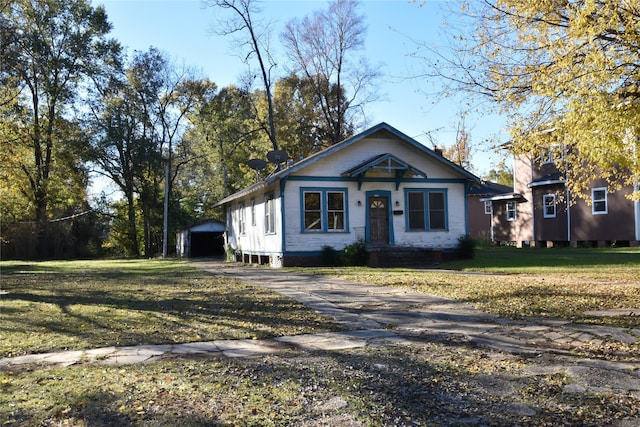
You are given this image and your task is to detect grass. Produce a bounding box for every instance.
[2,343,639,426]
[298,247,640,328]
[1,251,640,426]
[0,259,343,358]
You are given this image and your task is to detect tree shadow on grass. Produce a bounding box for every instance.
[1,269,344,356]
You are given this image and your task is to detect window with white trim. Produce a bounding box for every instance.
[265,193,275,234]
[301,188,346,232]
[506,201,517,221]
[592,187,608,214]
[540,144,565,164]
[239,202,246,235]
[484,201,492,215]
[543,194,556,218]
[250,198,256,226]
[406,189,447,231]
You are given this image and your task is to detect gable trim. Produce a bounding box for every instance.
[214,122,480,207]
[284,175,469,184]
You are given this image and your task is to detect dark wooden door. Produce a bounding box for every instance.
[369,196,389,245]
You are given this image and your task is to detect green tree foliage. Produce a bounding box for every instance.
[179,84,267,216]
[484,161,514,187]
[88,48,205,257]
[1,0,119,258]
[272,73,345,159]
[428,0,640,199]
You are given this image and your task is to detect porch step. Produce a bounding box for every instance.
[367,247,443,268]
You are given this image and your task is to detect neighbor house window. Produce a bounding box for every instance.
[543,194,556,218]
[540,144,565,164]
[506,201,517,221]
[301,188,347,232]
[592,187,608,214]
[406,189,447,231]
[484,201,492,215]
[540,148,554,164]
[265,193,275,234]
[239,202,246,235]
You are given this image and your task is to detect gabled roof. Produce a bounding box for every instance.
[214,122,480,206]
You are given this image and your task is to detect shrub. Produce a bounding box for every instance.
[321,245,341,266]
[457,234,476,259]
[341,240,368,266]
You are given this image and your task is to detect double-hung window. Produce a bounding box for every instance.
[265,193,275,234]
[543,194,556,218]
[506,201,517,221]
[250,198,256,226]
[302,188,347,232]
[592,187,608,214]
[406,189,447,231]
[484,201,492,215]
[238,202,246,235]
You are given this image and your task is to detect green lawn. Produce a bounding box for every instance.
[1,253,639,426]
[0,259,343,358]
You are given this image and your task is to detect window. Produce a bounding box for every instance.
[239,202,246,235]
[265,193,275,234]
[543,194,556,218]
[304,192,322,231]
[540,148,554,164]
[250,198,256,226]
[408,192,425,230]
[301,188,347,232]
[506,201,517,221]
[484,201,492,215]
[327,191,345,230]
[540,144,565,164]
[592,187,608,214]
[406,189,447,231]
[429,192,446,230]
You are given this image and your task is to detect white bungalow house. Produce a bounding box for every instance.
[214,122,480,267]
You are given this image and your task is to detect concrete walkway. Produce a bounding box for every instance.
[2,261,639,398]
[203,262,640,358]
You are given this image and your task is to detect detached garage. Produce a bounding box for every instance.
[176,220,225,258]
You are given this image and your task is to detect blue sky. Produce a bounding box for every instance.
[92,0,508,176]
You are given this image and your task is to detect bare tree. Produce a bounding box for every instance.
[205,0,278,151]
[281,0,381,144]
[442,113,473,171]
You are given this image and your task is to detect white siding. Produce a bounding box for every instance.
[298,136,456,179]
[282,135,469,252]
[222,128,474,263]
[283,180,466,252]
[226,184,283,255]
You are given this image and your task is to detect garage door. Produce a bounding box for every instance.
[190,232,225,257]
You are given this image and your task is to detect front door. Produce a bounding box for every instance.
[369,196,389,245]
